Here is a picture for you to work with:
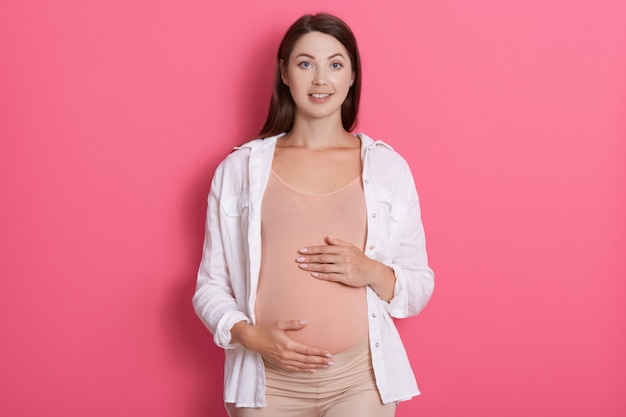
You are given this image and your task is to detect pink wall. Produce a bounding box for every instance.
[1,0,625,416]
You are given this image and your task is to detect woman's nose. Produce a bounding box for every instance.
[312,69,328,85]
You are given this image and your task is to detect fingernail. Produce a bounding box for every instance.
[299,320,308,325]
[299,248,308,253]
[325,353,333,358]
[327,361,335,366]
[296,256,305,262]
[299,264,308,269]
[311,272,319,277]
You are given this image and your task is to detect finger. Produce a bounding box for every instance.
[282,360,331,372]
[299,262,344,274]
[271,321,333,358]
[274,352,329,367]
[289,351,334,366]
[311,270,366,287]
[292,343,333,360]
[297,253,341,266]
[283,356,334,372]
[298,244,340,255]
[324,236,352,246]
[275,319,308,331]
[271,345,333,371]
[309,271,334,280]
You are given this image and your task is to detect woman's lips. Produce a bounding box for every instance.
[308,93,332,103]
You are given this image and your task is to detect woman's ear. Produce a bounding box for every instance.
[280,59,289,86]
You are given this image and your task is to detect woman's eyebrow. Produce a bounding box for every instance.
[294,52,346,60]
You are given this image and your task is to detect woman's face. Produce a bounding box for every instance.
[281,31,354,124]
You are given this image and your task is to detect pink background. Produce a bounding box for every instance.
[1,0,625,416]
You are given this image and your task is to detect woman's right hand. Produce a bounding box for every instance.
[230,320,334,372]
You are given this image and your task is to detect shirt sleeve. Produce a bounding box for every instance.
[382,161,434,318]
[192,161,250,349]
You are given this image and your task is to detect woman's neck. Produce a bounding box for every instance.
[284,116,355,149]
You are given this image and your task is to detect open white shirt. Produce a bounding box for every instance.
[193,133,434,409]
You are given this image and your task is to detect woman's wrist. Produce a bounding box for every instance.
[230,320,253,348]
[368,261,396,302]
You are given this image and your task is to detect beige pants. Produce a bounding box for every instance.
[235,338,397,417]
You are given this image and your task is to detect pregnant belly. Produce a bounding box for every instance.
[255,277,368,354]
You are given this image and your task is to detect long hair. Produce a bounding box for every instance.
[259,13,362,137]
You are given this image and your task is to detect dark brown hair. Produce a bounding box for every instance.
[259,13,362,137]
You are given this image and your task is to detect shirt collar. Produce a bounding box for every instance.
[233,132,393,152]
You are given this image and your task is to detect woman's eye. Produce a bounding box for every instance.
[330,62,342,70]
[298,62,312,69]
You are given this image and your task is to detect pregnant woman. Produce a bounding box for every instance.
[193,12,434,417]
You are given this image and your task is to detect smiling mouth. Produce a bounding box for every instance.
[310,93,331,99]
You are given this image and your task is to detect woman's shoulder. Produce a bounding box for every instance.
[358,133,410,167]
[220,134,282,167]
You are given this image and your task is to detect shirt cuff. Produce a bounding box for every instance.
[214,310,250,349]
[383,264,408,316]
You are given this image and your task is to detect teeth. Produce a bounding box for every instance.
[311,94,329,98]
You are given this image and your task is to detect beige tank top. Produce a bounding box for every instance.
[255,170,369,354]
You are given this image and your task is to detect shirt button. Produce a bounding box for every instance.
[364,179,370,184]
[371,213,377,219]
[368,245,375,251]
[371,312,377,318]
[375,342,381,348]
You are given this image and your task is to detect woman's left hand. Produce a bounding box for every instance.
[295,236,396,301]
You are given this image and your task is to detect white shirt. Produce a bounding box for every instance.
[193,133,434,408]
